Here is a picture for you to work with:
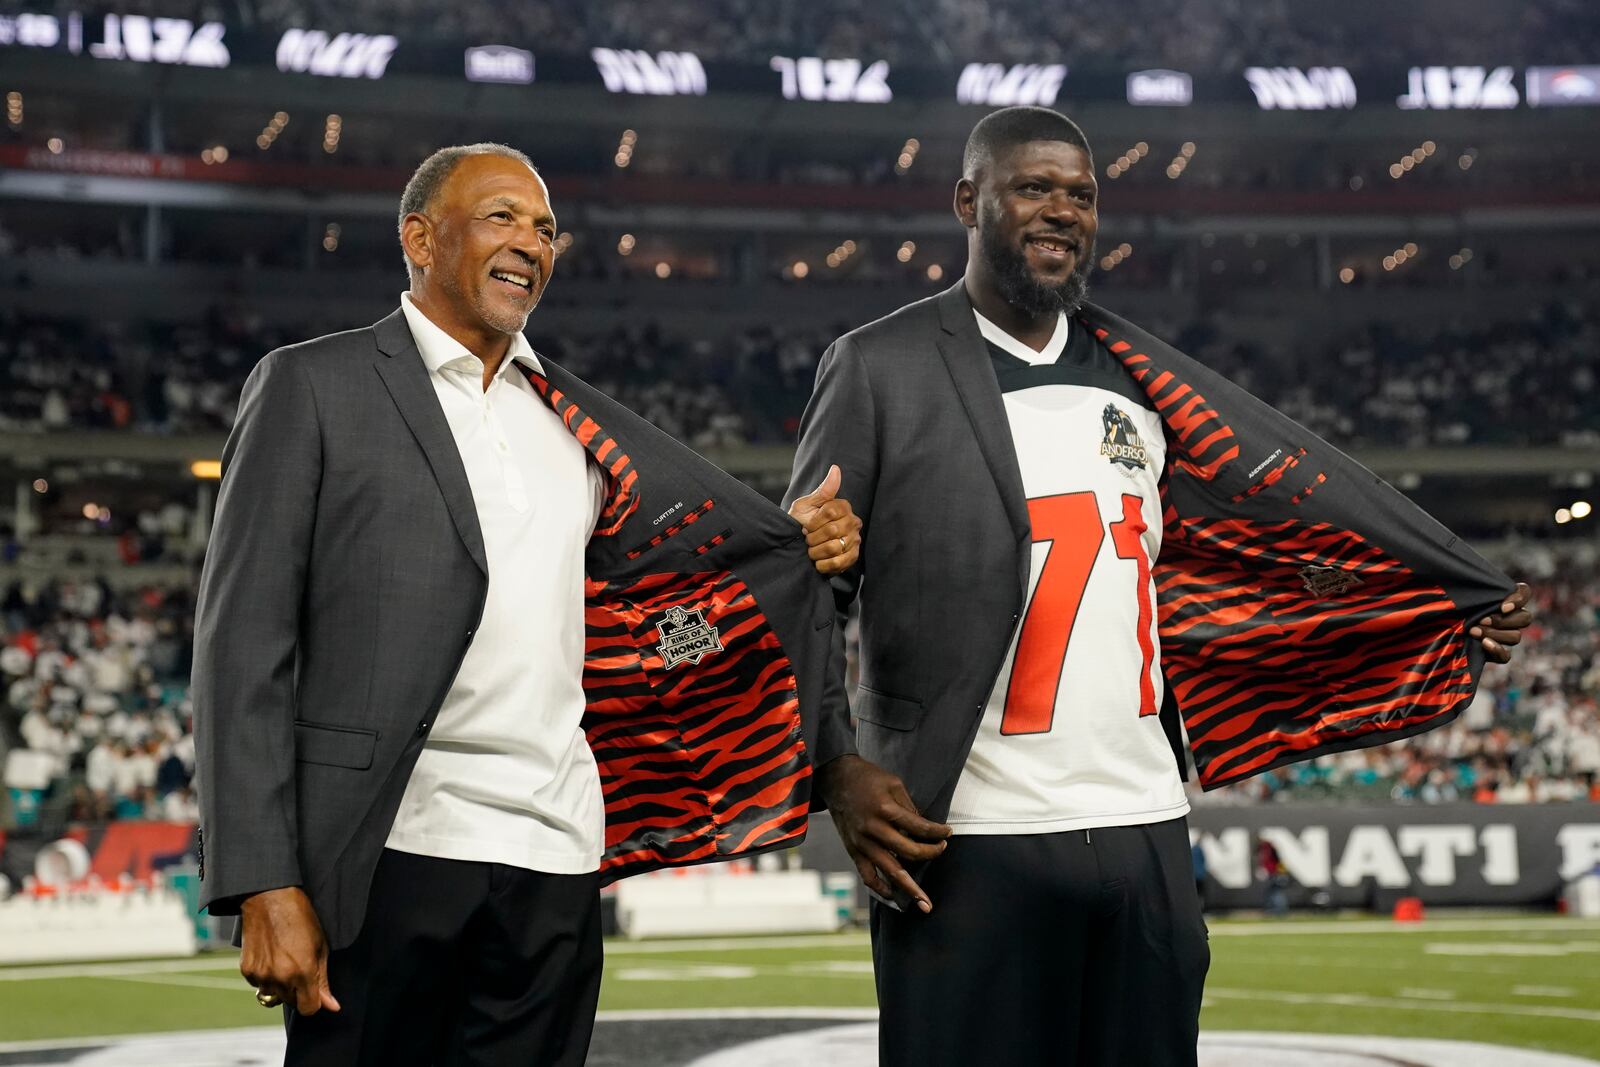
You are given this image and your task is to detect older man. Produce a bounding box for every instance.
[194,143,859,1066]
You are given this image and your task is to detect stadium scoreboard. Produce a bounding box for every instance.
[4,10,1599,112]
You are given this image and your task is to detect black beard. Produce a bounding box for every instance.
[979,207,1094,318]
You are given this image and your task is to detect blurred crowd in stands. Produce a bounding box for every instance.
[2,533,1594,833]
[1181,295,1600,449]
[4,295,1596,449]
[40,0,1600,71]
[1,576,197,833]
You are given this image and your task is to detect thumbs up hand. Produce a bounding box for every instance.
[788,464,862,576]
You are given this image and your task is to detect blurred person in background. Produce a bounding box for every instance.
[787,106,1534,1067]
[194,142,859,1067]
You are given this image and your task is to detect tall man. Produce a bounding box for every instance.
[194,143,860,1066]
[786,107,1534,1065]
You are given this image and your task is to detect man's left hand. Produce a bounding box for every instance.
[790,464,862,576]
[1471,582,1534,664]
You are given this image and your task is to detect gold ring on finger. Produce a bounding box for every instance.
[256,990,282,1008]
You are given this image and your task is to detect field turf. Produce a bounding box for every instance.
[0,916,1596,1059]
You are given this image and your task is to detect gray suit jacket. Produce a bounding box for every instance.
[787,283,1510,822]
[196,309,842,949]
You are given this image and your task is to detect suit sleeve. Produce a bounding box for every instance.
[192,350,321,914]
[784,335,879,772]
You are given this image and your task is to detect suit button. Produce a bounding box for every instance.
[416,721,431,736]
[465,628,475,639]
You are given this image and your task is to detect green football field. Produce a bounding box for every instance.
[1,916,1597,1059]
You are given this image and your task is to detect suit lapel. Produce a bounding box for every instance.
[933,283,1029,546]
[371,309,488,575]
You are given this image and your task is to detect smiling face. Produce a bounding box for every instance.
[402,153,557,344]
[963,140,1099,319]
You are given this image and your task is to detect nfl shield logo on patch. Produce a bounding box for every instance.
[655,606,724,669]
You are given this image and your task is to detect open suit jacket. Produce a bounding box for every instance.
[786,282,1514,822]
[193,309,844,949]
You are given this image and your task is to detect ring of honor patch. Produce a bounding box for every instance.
[1299,564,1363,597]
[1099,402,1150,476]
[655,605,724,669]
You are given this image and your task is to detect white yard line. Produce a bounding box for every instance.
[103,974,247,991]
[1208,918,1600,936]
[1205,986,1600,1023]
[1513,986,1578,998]
[0,957,238,982]
[605,934,870,954]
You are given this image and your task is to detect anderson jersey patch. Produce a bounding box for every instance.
[948,328,1188,835]
[1099,402,1150,473]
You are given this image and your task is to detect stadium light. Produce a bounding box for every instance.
[654,262,670,279]
[31,478,47,493]
[926,264,943,281]
[1555,508,1572,525]
[616,129,636,168]
[323,113,341,153]
[895,137,919,174]
[5,91,21,128]
[617,234,636,255]
[1108,141,1150,179]
[1572,501,1593,520]
[190,460,222,480]
[792,261,809,279]
[1339,267,1356,284]
[1165,143,1192,179]
[46,136,62,154]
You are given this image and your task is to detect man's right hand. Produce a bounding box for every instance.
[818,754,952,913]
[239,886,340,1016]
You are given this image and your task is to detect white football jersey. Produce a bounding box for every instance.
[946,310,1189,834]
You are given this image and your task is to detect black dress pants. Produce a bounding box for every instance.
[284,848,602,1067]
[871,817,1209,1067]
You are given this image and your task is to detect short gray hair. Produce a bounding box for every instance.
[398,142,535,280]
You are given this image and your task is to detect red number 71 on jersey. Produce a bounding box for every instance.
[1000,492,1157,735]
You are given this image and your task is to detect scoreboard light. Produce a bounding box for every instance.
[771,56,891,103]
[465,45,534,85]
[1397,66,1518,109]
[276,29,398,79]
[956,63,1066,107]
[1126,69,1192,106]
[1526,65,1600,107]
[1243,66,1357,110]
[592,48,706,96]
[88,14,229,66]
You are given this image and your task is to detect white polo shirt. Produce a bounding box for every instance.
[384,293,606,873]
